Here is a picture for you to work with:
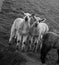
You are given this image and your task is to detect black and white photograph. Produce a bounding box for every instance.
[0,0,59,65]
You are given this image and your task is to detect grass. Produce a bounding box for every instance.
[0,0,59,65]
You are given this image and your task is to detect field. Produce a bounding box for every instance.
[0,0,59,65]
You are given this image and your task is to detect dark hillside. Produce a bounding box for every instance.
[0,0,59,44]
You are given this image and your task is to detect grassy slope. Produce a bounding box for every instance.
[0,0,59,65]
[0,0,59,44]
[0,0,4,10]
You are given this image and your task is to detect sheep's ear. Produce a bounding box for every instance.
[22,12,25,15]
[21,11,25,15]
[39,18,46,23]
[43,18,46,22]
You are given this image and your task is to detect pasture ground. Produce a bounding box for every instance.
[0,0,59,65]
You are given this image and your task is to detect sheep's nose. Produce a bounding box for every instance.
[25,16,28,21]
[35,23,38,27]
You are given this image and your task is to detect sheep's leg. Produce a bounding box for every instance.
[9,30,16,46]
[40,43,50,64]
[35,35,41,52]
[30,36,33,51]
[9,22,16,43]
[57,49,59,63]
[16,33,21,50]
[22,35,28,51]
[35,38,38,52]
[40,44,47,64]
[9,30,15,42]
